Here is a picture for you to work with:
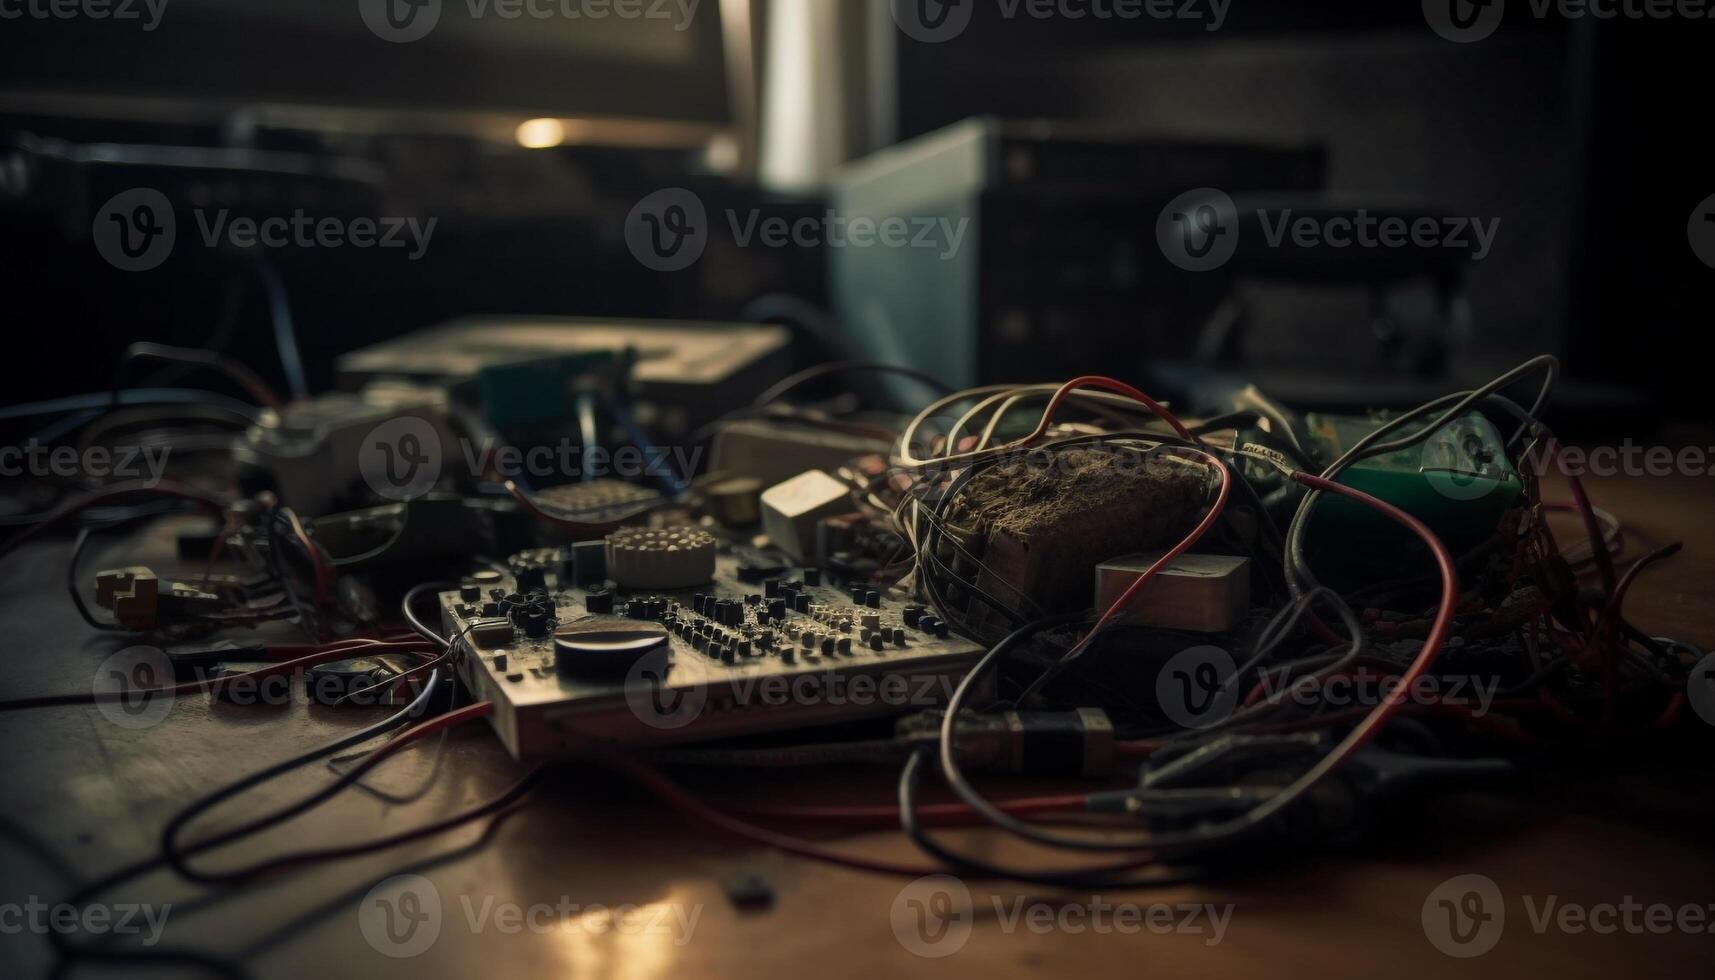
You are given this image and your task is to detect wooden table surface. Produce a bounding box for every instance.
[3,467,1713,979]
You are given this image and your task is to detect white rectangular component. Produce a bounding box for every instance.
[760,470,853,563]
[1094,552,1251,634]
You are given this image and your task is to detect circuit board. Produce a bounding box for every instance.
[440,553,985,759]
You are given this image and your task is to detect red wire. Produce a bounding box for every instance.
[726,793,1089,829]
[599,754,946,877]
[0,481,229,561]
[1288,472,1460,756]
[1065,444,1232,660]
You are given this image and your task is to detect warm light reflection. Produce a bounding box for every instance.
[516,118,567,149]
[549,891,702,980]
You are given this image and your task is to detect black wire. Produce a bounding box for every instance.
[896,750,1207,888]
[751,360,953,409]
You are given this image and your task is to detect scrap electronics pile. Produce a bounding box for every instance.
[2,322,1705,892]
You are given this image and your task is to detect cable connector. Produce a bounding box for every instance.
[897,707,1115,777]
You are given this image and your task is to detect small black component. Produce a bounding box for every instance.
[764,579,782,598]
[821,637,835,656]
[516,566,547,593]
[554,622,668,677]
[722,871,775,912]
[801,568,822,587]
[903,605,924,628]
[459,580,482,602]
[869,632,885,651]
[836,637,851,655]
[792,592,810,613]
[570,540,606,586]
[865,590,881,608]
[850,586,865,603]
[585,590,614,614]
[522,609,551,638]
[768,598,787,620]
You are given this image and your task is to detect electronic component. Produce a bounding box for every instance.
[93,567,229,631]
[709,419,891,488]
[553,620,669,677]
[530,480,664,536]
[760,470,854,564]
[604,526,717,589]
[336,317,792,438]
[700,475,764,526]
[942,445,1217,638]
[439,553,984,758]
[1094,552,1250,634]
[232,383,452,516]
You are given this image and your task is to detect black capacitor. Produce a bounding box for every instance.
[793,592,810,613]
[801,568,822,586]
[459,581,481,602]
[764,579,782,598]
[585,590,614,614]
[865,590,881,608]
[768,598,787,620]
[903,606,924,628]
[850,586,865,603]
[522,608,551,637]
